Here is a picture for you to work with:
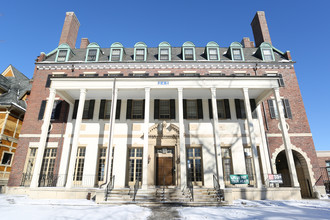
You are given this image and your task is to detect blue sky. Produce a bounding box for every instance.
[1,1,329,151]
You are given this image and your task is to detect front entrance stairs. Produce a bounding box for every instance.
[98,187,226,206]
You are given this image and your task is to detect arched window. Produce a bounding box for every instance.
[259,42,275,61]
[134,42,147,61]
[85,43,101,62]
[206,41,220,61]
[110,42,124,62]
[182,41,195,61]
[158,42,171,61]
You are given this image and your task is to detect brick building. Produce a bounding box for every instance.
[7,11,326,202]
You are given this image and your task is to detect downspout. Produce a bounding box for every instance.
[100,78,117,188]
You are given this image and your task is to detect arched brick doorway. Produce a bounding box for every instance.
[275,150,313,198]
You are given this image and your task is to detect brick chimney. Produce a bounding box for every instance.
[80,38,90,49]
[59,12,80,49]
[241,37,255,48]
[251,11,272,47]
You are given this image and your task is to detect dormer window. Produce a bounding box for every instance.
[158,42,171,61]
[134,42,147,61]
[160,49,169,60]
[87,49,97,61]
[206,41,220,61]
[232,49,242,60]
[85,43,101,62]
[182,41,196,61]
[55,43,71,62]
[259,42,275,61]
[110,42,124,62]
[228,42,244,61]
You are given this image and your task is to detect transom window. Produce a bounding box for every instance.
[160,49,169,60]
[208,48,218,60]
[87,49,97,61]
[184,48,194,60]
[232,49,243,60]
[111,49,121,61]
[132,100,144,119]
[263,49,273,61]
[187,147,203,183]
[57,50,68,62]
[135,49,145,61]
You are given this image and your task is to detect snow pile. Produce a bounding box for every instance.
[0,194,151,220]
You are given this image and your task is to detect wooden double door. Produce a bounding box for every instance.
[156,156,174,186]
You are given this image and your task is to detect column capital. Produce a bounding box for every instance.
[80,88,87,94]
[49,88,56,94]
[242,87,249,93]
[210,87,217,94]
[177,88,183,93]
[273,87,280,93]
[145,87,150,92]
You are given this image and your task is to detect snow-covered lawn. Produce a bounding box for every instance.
[1,194,329,219]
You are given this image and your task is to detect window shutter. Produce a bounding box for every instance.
[183,99,187,119]
[45,75,51,88]
[279,74,285,87]
[197,99,203,119]
[88,100,95,119]
[208,99,213,119]
[224,99,231,119]
[99,99,106,119]
[283,99,292,119]
[126,99,132,119]
[170,99,175,119]
[72,100,79,119]
[54,101,62,120]
[38,100,47,120]
[268,99,276,119]
[116,100,121,119]
[154,99,159,119]
[235,99,242,119]
[142,99,145,119]
[250,99,257,119]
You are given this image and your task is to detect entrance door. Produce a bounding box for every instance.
[156,157,173,186]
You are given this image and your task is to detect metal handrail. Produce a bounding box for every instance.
[132,175,140,201]
[213,174,223,201]
[104,175,115,201]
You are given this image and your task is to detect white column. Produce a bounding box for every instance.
[66,88,87,188]
[242,88,262,188]
[30,88,56,188]
[210,88,225,188]
[142,88,150,189]
[178,88,186,188]
[106,88,118,185]
[273,88,299,187]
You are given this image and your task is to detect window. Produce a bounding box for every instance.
[268,99,292,119]
[263,49,273,61]
[72,100,95,120]
[87,49,97,61]
[208,48,218,60]
[232,49,243,60]
[154,99,175,119]
[222,147,232,186]
[73,147,86,185]
[21,148,37,186]
[97,147,114,185]
[244,147,255,186]
[1,152,13,165]
[326,161,330,177]
[126,100,144,119]
[235,99,257,119]
[111,49,121,61]
[99,100,121,120]
[57,50,68,62]
[128,148,143,185]
[38,100,63,120]
[184,99,203,119]
[39,148,57,187]
[135,49,145,61]
[208,99,231,119]
[184,48,194,60]
[187,147,203,184]
[278,74,285,87]
[159,49,169,60]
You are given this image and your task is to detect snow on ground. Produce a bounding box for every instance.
[1,194,330,220]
